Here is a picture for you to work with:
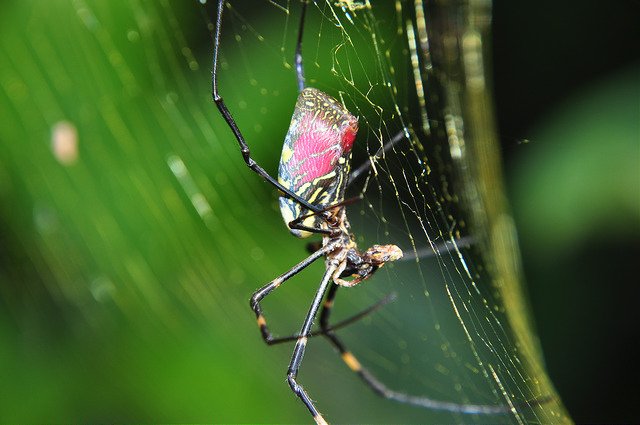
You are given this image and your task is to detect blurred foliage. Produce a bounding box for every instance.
[509,64,639,424]
[0,1,310,422]
[511,66,639,253]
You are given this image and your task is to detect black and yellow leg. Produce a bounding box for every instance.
[286,263,337,425]
[211,0,319,214]
[264,292,397,345]
[347,130,408,186]
[318,285,512,414]
[294,1,308,92]
[318,284,375,384]
[250,245,329,345]
[287,196,364,237]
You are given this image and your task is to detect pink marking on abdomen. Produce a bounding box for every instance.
[291,130,341,188]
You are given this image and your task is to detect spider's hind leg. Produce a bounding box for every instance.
[347,129,408,187]
[318,284,392,398]
[318,285,512,415]
[258,291,397,345]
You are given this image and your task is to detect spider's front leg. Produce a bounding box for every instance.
[250,243,333,344]
[210,0,319,214]
[286,261,339,425]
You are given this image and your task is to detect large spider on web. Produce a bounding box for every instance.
[211,1,519,423]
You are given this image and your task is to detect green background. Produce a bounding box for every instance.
[1,0,638,423]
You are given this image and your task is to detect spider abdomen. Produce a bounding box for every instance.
[278,88,358,237]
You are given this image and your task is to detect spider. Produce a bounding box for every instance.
[211,1,526,423]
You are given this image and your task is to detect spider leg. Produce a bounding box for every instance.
[250,243,332,345]
[287,262,338,425]
[211,0,319,214]
[347,129,408,187]
[288,221,333,236]
[295,1,309,92]
[318,285,514,414]
[398,235,475,262]
[262,291,397,345]
[287,196,363,236]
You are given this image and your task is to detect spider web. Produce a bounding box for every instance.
[0,0,569,423]
[200,1,568,423]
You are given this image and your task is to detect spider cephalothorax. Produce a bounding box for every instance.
[320,206,403,288]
